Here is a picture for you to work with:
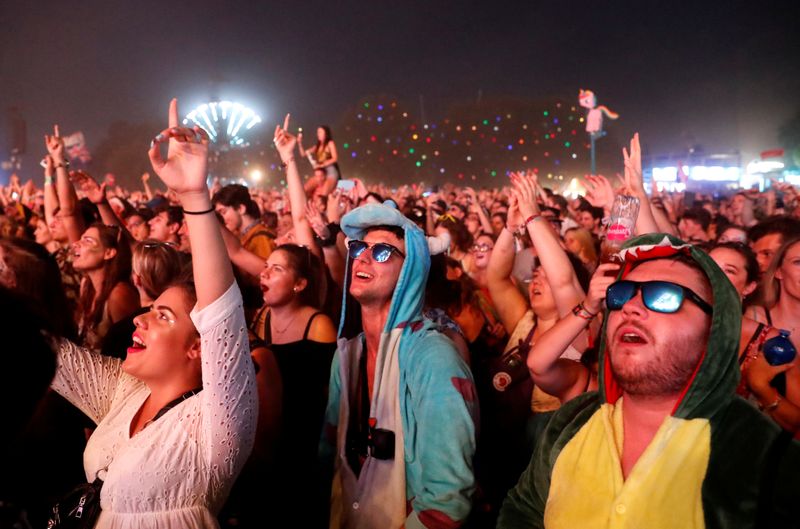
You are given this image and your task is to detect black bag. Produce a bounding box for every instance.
[47,476,103,528]
[488,323,537,394]
[482,321,538,428]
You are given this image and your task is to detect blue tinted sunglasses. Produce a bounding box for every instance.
[347,240,405,263]
[606,280,712,315]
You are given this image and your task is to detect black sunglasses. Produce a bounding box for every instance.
[347,240,405,263]
[606,280,712,315]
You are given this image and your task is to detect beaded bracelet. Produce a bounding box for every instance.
[571,302,597,321]
[759,395,781,413]
[524,214,542,227]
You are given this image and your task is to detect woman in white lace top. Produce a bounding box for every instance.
[51,99,258,528]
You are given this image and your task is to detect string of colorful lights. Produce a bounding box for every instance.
[241,95,622,188]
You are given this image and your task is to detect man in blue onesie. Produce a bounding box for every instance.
[321,201,478,529]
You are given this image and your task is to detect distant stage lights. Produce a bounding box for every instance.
[183,101,262,148]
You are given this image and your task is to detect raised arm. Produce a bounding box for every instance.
[73,171,128,235]
[297,131,308,158]
[45,125,83,243]
[148,98,234,309]
[583,174,615,220]
[487,195,529,334]
[148,98,256,477]
[274,114,322,257]
[623,133,660,236]
[512,172,584,316]
[527,263,617,402]
[466,187,493,234]
[220,222,265,277]
[141,172,155,201]
[43,155,58,226]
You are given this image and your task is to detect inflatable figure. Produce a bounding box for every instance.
[579,89,619,137]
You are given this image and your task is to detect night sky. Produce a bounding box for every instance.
[1,0,798,182]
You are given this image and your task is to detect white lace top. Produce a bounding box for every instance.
[51,283,257,529]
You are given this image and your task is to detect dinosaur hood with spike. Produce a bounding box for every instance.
[597,233,743,421]
[497,233,800,529]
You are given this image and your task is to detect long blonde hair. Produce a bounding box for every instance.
[762,235,800,308]
[565,227,597,266]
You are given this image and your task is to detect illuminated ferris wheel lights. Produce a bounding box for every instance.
[183,100,261,148]
[219,101,231,120]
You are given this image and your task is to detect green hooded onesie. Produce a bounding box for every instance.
[498,233,800,529]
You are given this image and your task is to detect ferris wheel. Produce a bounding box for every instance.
[182,101,262,149]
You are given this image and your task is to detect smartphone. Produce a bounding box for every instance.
[40,158,48,168]
[337,179,356,191]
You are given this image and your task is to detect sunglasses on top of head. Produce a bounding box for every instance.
[347,240,405,263]
[605,280,713,315]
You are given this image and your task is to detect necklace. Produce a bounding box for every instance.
[270,311,293,334]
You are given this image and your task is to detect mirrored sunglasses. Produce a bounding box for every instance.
[605,280,712,315]
[347,240,405,263]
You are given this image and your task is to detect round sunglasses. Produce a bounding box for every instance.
[347,240,405,263]
[606,280,712,315]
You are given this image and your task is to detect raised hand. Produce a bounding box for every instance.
[583,263,620,314]
[273,114,297,164]
[147,99,210,197]
[584,174,615,210]
[510,171,540,219]
[506,193,523,232]
[622,132,646,196]
[304,201,330,239]
[141,172,150,183]
[525,169,550,205]
[352,177,368,200]
[677,161,689,185]
[327,189,345,223]
[72,170,106,204]
[424,191,440,207]
[44,125,66,163]
[346,187,360,209]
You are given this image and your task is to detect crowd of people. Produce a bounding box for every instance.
[1,102,799,529]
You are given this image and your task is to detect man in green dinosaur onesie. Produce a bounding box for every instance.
[499,234,800,529]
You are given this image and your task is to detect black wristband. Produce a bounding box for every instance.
[316,222,341,247]
[327,222,341,237]
[183,207,215,215]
